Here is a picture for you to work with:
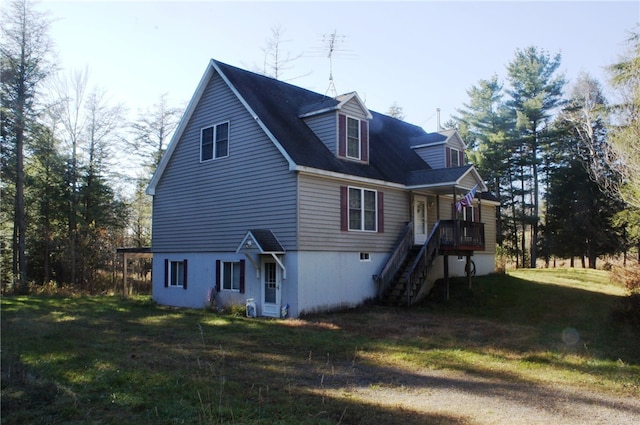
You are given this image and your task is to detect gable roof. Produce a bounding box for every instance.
[147,59,483,195]
[406,165,488,193]
[236,229,285,254]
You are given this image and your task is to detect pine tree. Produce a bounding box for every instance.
[1,0,54,289]
[506,46,565,268]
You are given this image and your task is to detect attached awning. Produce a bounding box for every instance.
[236,229,286,279]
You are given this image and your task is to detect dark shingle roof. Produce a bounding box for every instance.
[406,165,474,187]
[249,229,285,253]
[214,60,432,185]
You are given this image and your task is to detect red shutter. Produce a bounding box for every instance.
[446,147,451,167]
[182,259,188,289]
[473,205,480,222]
[377,191,384,233]
[459,150,464,166]
[360,120,369,162]
[239,259,245,294]
[164,259,169,287]
[340,186,348,231]
[215,260,221,292]
[338,114,346,157]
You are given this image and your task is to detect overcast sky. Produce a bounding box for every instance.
[44,0,639,130]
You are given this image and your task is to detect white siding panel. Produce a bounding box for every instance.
[152,72,298,252]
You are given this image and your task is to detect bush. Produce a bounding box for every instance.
[612,265,640,293]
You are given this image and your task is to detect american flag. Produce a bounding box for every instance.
[456,184,478,213]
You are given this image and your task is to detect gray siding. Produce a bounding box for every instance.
[414,145,445,169]
[298,174,409,252]
[460,173,477,188]
[152,72,298,252]
[304,112,337,154]
[341,98,368,119]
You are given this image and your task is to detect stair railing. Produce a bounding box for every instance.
[404,220,442,305]
[375,222,413,299]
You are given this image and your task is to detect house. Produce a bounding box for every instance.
[146,59,499,318]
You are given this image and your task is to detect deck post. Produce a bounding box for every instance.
[444,253,449,301]
[466,254,472,289]
[123,253,128,298]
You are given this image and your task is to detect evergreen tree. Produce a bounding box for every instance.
[546,74,623,268]
[506,46,565,268]
[455,75,515,256]
[0,0,54,288]
[607,29,640,262]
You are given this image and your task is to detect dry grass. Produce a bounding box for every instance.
[2,269,639,424]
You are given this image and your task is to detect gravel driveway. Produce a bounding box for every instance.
[344,367,640,424]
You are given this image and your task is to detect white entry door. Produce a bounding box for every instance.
[261,259,281,317]
[414,196,428,245]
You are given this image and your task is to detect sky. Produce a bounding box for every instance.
[42,0,639,131]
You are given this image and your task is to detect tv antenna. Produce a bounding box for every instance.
[319,30,350,97]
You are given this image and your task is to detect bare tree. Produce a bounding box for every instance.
[387,102,405,120]
[258,25,307,81]
[1,0,54,288]
[129,93,181,172]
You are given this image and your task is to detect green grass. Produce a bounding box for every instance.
[2,269,639,424]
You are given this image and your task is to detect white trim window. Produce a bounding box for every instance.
[169,260,185,287]
[349,187,377,231]
[449,147,460,167]
[201,121,229,161]
[222,261,241,291]
[346,117,361,159]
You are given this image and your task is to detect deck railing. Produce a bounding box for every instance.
[375,222,413,299]
[403,220,442,305]
[439,220,485,251]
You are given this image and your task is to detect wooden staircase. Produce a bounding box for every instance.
[380,247,421,306]
[377,221,443,306]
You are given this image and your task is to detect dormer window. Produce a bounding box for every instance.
[450,147,460,167]
[338,114,369,162]
[347,117,361,159]
[446,146,463,168]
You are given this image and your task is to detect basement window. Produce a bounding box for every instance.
[360,252,371,262]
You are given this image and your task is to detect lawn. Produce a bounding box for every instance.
[2,268,639,424]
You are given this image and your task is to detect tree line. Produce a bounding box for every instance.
[1,0,181,292]
[453,37,640,270]
[2,0,638,294]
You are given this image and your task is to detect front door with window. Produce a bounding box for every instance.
[261,259,281,317]
[414,196,427,245]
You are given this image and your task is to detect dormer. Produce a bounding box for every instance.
[299,91,371,164]
[411,129,466,169]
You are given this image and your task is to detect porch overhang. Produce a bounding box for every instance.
[235,229,286,279]
[406,166,488,193]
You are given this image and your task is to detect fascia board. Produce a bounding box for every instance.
[295,166,406,189]
[411,141,447,149]
[298,106,339,118]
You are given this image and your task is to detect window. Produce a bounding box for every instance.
[338,114,369,162]
[164,259,187,289]
[449,147,460,167]
[222,261,241,291]
[346,117,360,159]
[215,259,245,293]
[360,252,371,261]
[348,187,377,231]
[201,122,229,161]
